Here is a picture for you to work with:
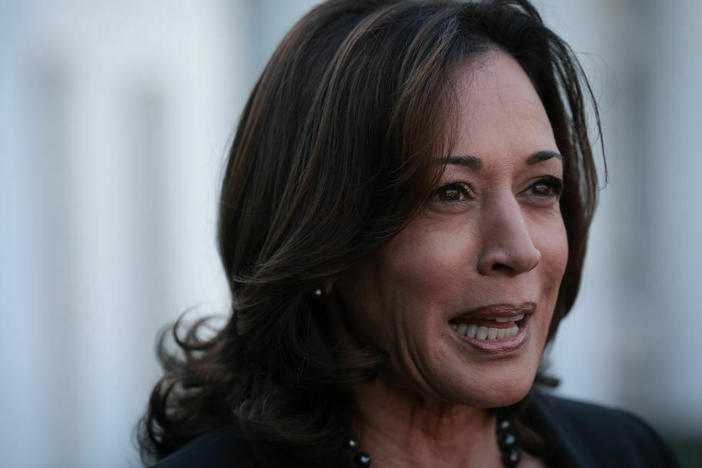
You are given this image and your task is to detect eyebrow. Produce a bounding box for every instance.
[526,151,563,165]
[446,151,562,169]
[446,155,482,169]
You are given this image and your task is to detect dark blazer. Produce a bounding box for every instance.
[152,392,679,467]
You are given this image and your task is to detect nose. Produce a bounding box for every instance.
[477,194,541,276]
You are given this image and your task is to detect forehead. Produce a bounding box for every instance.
[450,50,558,160]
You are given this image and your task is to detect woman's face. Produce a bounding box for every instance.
[336,50,568,408]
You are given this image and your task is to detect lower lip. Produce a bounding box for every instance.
[450,317,530,356]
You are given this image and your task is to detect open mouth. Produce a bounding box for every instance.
[448,303,535,344]
[449,314,526,340]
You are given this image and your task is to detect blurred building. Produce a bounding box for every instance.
[1,0,700,466]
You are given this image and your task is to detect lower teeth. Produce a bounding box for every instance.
[450,322,519,340]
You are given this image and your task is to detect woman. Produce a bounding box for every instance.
[138,0,679,466]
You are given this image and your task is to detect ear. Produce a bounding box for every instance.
[322,278,335,296]
[312,278,336,299]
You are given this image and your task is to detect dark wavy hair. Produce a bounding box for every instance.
[138,0,602,464]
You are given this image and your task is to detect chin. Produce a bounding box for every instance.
[433,357,541,409]
[482,380,533,408]
[455,380,533,410]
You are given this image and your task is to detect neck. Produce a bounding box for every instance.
[354,378,503,468]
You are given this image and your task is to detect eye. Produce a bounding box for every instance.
[432,182,473,202]
[528,177,563,198]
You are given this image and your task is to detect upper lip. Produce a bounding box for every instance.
[451,302,536,321]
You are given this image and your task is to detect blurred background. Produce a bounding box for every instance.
[1,0,701,466]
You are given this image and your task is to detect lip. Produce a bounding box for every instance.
[452,302,536,321]
[449,303,535,356]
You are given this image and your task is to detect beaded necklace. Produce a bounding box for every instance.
[343,416,520,467]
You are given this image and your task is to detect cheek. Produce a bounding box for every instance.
[379,220,477,304]
[342,222,474,352]
[534,217,569,297]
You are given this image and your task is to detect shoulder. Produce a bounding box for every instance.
[527,391,680,468]
[149,425,258,468]
[148,424,346,468]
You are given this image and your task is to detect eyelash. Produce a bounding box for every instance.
[431,177,563,203]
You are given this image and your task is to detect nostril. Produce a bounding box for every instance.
[491,263,512,272]
[477,241,540,276]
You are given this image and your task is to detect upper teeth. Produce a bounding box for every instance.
[448,314,525,340]
[450,322,520,340]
